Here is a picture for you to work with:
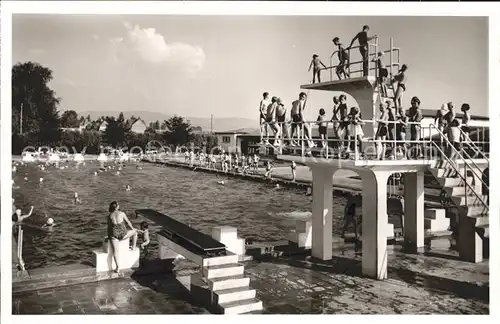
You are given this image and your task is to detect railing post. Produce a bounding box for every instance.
[354,124,358,160]
[301,123,305,157]
[390,37,394,79]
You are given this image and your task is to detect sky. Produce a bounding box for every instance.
[12,15,488,122]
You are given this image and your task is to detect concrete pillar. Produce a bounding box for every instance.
[359,170,390,280]
[310,166,335,260]
[403,171,425,248]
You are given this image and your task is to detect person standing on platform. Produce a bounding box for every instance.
[291,161,297,182]
[347,25,378,77]
[317,108,328,151]
[375,103,389,160]
[290,92,310,146]
[308,54,327,84]
[460,103,471,151]
[372,51,389,97]
[435,103,449,148]
[395,106,408,157]
[391,64,408,110]
[336,94,349,151]
[266,96,280,145]
[259,92,270,144]
[276,98,289,145]
[333,37,350,80]
[407,97,423,159]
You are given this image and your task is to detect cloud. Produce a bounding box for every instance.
[92,34,100,40]
[59,77,88,88]
[109,37,123,44]
[28,49,45,55]
[114,22,205,76]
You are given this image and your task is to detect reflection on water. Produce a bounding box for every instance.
[13,161,401,269]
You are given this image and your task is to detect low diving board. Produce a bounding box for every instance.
[135,209,227,257]
[300,76,376,92]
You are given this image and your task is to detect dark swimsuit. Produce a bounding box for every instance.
[108,216,128,240]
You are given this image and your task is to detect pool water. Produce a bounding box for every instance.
[13,161,400,269]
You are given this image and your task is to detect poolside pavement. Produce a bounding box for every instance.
[13,242,488,315]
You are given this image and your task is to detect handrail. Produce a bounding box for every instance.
[326,39,400,82]
[429,141,488,210]
[428,124,489,203]
[17,224,25,271]
[429,124,489,191]
[458,126,489,162]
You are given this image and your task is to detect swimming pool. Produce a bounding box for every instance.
[13,160,399,269]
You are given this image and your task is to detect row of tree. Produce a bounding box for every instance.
[11,61,218,154]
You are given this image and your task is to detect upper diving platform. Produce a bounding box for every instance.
[300,76,377,93]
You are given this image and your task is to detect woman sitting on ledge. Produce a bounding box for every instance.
[107,201,138,273]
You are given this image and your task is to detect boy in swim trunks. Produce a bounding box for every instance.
[264,160,273,179]
[372,51,388,97]
[259,92,270,143]
[391,64,408,110]
[333,37,350,80]
[291,161,297,182]
[317,108,328,150]
[308,54,327,84]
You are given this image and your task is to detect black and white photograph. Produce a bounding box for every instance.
[1,1,498,318]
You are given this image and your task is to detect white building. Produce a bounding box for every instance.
[130,118,148,134]
[213,130,248,153]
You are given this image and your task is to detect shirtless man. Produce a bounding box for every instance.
[332,37,350,80]
[348,25,378,77]
[266,97,280,143]
[290,92,311,146]
[259,92,271,143]
[276,98,288,145]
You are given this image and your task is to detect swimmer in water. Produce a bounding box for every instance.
[126,185,131,191]
[264,160,273,180]
[74,192,81,203]
[41,217,55,228]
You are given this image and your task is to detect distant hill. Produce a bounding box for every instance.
[78,110,258,132]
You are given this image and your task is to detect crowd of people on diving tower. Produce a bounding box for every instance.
[260,25,476,162]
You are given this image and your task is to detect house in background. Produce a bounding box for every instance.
[213,129,249,153]
[130,118,148,134]
[98,120,108,132]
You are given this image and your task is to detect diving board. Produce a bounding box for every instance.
[135,209,227,257]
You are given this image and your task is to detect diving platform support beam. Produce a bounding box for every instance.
[357,169,390,280]
[311,166,335,261]
[403,171,425,248]
[308,163,426,281]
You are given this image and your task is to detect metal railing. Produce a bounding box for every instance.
[428,124,489,209]
[326,37,401,83]
[458,126,489,162]
[260,119,489,161]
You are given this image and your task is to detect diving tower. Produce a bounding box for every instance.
[276,37,490,281]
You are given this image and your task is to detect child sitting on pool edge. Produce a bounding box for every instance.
[137,221,151,266]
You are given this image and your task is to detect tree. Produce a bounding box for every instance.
[12,61,61,145]
[162,116,195,147]
[60,110,80,128]
[103,113,131,147]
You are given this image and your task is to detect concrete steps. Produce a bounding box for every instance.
[424,208,449,233]
[208,274,250,291]
[450,194,488,207]
[203,263,244,279]
[214,286,257,304]
[427,164,489,263]
[219,298,263,314]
